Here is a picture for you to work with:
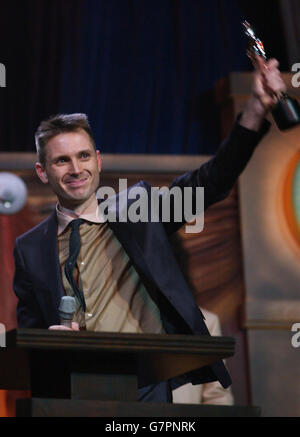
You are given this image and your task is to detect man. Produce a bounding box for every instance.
[13,57,285,402]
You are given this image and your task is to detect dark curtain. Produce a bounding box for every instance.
[58,0,249,155]
[0,0,287,156]
[0,0,82,150]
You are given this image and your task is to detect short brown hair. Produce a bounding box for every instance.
[35,113,96,166]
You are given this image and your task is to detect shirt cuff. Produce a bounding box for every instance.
[235,113,271,143]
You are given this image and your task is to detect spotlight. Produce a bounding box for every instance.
[0,172,28,215]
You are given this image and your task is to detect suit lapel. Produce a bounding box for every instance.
[39,211,64,323]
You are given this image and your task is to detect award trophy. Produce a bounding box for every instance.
[243,21,300,131]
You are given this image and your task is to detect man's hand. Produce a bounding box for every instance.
[240,55,287,131]
[48,322,80,331]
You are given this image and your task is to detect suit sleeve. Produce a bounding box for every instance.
[163,118,271,235]
[13,238,45,328]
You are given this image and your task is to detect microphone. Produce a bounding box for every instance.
[58,296,76,328]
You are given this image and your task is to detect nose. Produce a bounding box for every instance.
[69,159,82,175]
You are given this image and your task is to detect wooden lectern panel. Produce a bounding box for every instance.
[0,329,234,398]
[16,398,261,417]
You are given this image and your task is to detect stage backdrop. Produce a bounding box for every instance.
[0,0,287,156]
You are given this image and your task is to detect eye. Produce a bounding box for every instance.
[80,152,90,159]
[55,157,67,165]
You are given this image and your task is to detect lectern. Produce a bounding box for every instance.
[0,329,259,416]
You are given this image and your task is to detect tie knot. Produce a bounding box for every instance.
[69,218,84,231]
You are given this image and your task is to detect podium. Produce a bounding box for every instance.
[0,329,260,416]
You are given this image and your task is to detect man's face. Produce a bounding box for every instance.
[36,129,101,209]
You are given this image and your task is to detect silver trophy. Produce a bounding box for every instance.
[243,20,300,131]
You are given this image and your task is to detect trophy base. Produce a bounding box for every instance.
[272,96,300,131]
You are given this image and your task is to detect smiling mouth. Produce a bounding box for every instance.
[65,177,88,188]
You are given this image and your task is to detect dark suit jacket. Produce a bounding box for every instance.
[13,119,270,390]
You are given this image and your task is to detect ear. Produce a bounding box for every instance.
[96,150,102,173]
[35,162,49,184]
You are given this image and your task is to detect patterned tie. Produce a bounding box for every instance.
[64,218,86,312]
